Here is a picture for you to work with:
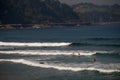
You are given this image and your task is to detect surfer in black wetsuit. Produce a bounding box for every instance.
[93,58,96,62]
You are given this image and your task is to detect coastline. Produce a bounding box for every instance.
[0,21,120,30]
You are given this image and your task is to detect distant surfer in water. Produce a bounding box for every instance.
[93,58,96,62]
[78,52,80,56]
[39,61,44,64]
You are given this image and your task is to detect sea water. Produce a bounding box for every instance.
[0,24,120,80]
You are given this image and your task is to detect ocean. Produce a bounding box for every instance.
[0,24,120,80]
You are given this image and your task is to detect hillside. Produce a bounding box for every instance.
[73,3,120,23]
[0,0,79,24]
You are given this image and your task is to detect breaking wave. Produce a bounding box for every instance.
[0,50,119,56]
[0,59,119,73]
[0,42,71,47]
[0,50,95,56]
[0,41,120,48]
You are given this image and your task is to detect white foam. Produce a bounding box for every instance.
[0,59,119,73]
[0,42,71,47]
[0,50,96,56]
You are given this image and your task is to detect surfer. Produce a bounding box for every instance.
[93,58,96,62]
[78,52,80,56]
[39,62,44,64]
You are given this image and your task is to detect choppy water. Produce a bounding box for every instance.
[0,24,120,79]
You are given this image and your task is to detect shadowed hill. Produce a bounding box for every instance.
[0,0,79,24]
[73,3,120,23]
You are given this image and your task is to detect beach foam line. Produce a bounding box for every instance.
[0,59,119,73]
[0,42,71,47]
[0,50,97,56]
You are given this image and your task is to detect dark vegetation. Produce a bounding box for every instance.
[0,0,78,24]
[0,0,120,24]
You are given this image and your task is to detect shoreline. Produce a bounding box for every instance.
[0,21,120,30]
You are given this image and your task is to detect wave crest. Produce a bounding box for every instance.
[0,59,119,73]
[0,42,71,47]
[0,50,119,57]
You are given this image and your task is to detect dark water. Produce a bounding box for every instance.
[0,24,120,80]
